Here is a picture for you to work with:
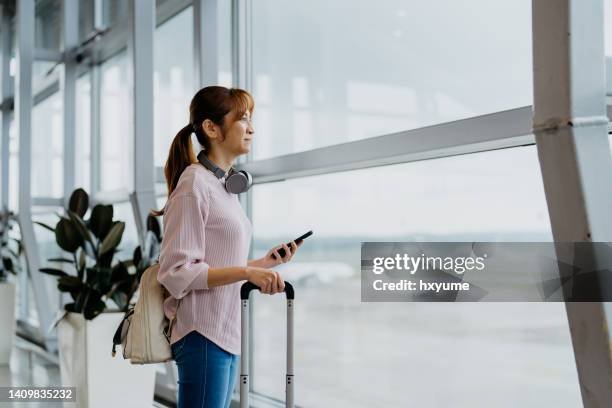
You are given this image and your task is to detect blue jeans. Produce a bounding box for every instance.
[171,331,240,408]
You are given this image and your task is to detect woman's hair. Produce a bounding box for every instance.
[150,86,254,217]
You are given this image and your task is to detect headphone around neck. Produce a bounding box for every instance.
[197,150,253,194]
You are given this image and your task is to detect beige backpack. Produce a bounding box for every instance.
[111,263,181,364]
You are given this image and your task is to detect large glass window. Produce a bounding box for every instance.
[32,92,63,198]
[100,51,132,193]
[249,146,581,407]
[251,0,532,160]
[154,7,194,167]
[153,3,234,168]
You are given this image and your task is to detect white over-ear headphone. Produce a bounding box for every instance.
[197,150,253,194]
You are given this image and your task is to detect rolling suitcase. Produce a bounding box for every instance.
[240,281,295,408]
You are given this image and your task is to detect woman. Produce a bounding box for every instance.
[152,86,300,408]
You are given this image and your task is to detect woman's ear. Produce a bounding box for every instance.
[202,119,218,140]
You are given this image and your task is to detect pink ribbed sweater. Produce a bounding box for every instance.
[158,162,252,355]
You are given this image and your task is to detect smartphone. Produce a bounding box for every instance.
[272,230,313,259]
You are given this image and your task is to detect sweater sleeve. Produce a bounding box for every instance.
[158,192,210,299]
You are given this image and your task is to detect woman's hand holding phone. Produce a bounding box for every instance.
[262,241,300,267]
[245,266,285,295]
[260,230,313,268]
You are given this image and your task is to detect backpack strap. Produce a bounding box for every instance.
[163,298,182,342]
[111,308,134,357]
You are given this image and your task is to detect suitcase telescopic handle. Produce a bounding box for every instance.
[240,281,295,408]
[240,281,295,300]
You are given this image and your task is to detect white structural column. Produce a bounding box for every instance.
[232,0,254,395]
[0,4,11,209]
[233,0,250,215]
[232,0,251,91]
[62,0,78,202]
[16,0,56,350]
[194,0,220,87]
[127,0,156,241]
[532,0,612,405]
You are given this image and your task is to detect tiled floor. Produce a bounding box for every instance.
[0,337,172,407]
[0,336,63,407]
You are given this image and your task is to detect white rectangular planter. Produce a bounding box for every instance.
[57,312,157,408]
[0,281,16,365]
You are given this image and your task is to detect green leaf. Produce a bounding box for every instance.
[57,275,82,289]
[58,276,83,299]
[133,246,142,269]
[47,257,75,264]
[55,218,82,253]
[33,221,55,233]
[122,259,135,269]
[64,302,77,313]
[66,211,95,251]
[146,214,161,241]
[83,293,105,320]
[111,261,130,282]
[74,290,87,312]
[79,249,87,270]
[99,222,125,256]
[90,266,113,293]
[110,291,128,312]
[7,247,20,260]
[2,257,15,273]
[89,204,114,241]
[68,188,89,218]
[98,248,115,268]
[65,211,97,260]
[108,279,130,299]
[39,267,69,277]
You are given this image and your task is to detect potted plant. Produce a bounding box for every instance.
[35,188,162,408]
[0,206,22,365]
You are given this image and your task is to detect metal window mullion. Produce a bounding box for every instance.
[233,0,250,210]
[606,57,612,96]
[233,0,251,92]
[1,4,12,209]
[33,48,62,62]
[241,106,535,184]
[127,0,156,243]
[93,0,103,30]
[193,0,220,88]
[244,0,252,93]
[90,65,101,196]
[16,0,57,351]
[157,0,191,27]
[62,0,79,206]
[31,197,63,207]
[532,1,612,406]
[232,0,256,394]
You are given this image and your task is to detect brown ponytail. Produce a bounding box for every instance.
[150,86,254,217]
